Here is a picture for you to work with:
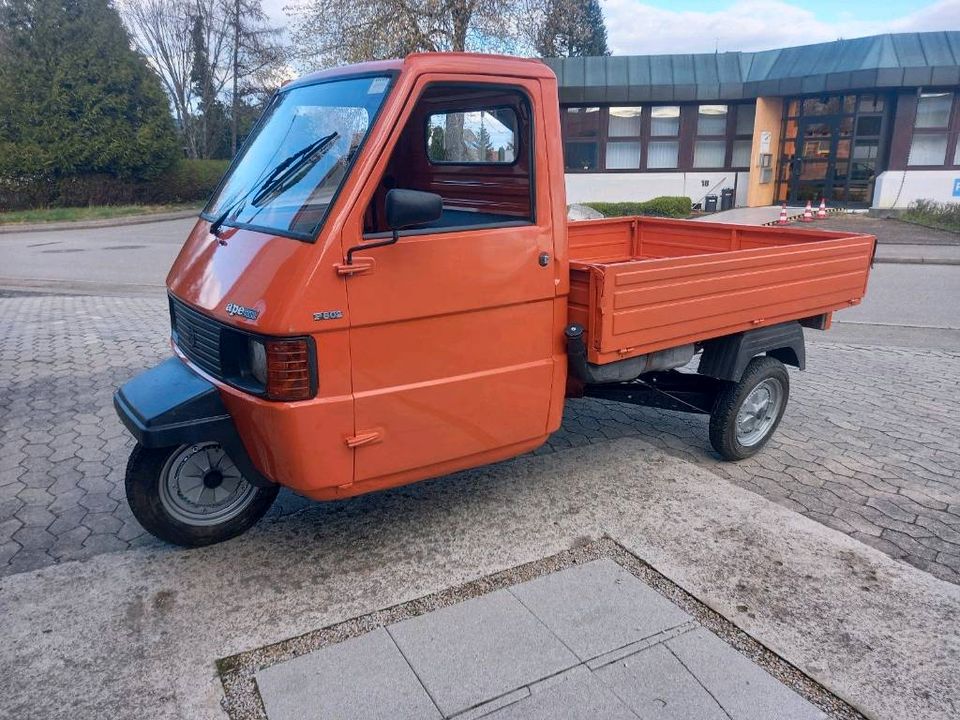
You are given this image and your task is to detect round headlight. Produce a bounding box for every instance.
[248,339,267,385]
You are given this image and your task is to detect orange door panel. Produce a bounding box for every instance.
[345,224,556,485]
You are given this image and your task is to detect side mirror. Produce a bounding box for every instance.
[345,188,443,265]
[385,189,443,230]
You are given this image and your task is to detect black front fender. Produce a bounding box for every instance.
[114,357,274,487]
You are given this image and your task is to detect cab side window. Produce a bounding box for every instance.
[364,84,534,236]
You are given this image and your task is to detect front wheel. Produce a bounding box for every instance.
[709,356,789,461]
[125,441,279,547]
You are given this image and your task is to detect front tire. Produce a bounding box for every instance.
[709,356,789,461]
[125,441,279,547]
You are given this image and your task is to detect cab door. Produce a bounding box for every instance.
[341,77,560,489]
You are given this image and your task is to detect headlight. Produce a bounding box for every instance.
[248,339,267,385]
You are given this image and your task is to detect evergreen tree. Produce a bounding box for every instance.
[536,0,609,58]
[0,0,179,182]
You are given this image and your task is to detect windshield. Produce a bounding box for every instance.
[205,75,393,239]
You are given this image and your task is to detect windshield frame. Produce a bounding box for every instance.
[200,70,399,243]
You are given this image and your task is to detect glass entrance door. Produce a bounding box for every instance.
[777,94,889,207]
[788,116,844,203]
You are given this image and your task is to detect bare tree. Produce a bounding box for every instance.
[535,0,608,57]
[120,0,284,158]
[119,0,197,154]
[228,0,286,154]
[286,0,532,69]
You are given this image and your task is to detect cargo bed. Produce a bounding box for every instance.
[567,216,876,365]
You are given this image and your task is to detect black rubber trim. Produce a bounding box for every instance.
[114,357,275,487]
[697,321,805,382]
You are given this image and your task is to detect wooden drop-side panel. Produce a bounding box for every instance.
[567,216,875,364]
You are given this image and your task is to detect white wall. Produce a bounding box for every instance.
[872,170,960,209]
[565,171,749,208]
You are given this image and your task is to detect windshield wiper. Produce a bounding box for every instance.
[206,131,339,236]
[250,132,339,207]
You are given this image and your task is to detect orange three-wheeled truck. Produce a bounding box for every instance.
[114,53,876,546]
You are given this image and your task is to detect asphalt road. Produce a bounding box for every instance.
[1,216,958,335]
[0,217,195,291]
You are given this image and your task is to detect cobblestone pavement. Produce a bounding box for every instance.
[1,294,958,583]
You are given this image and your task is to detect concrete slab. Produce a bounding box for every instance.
[386,590,578,716]
[594,641,727,720]
[1,439,958,720]
[509,557,691,660]
[667,627,826,720]
[255,628,440,720]
[482,668,635,720]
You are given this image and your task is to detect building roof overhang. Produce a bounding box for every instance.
[543,31,960,104]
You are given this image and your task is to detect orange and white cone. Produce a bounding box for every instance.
[776,204,789,225]
[817,198,827,219]
[801,200,814,223]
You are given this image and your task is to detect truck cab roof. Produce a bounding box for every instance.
[284,52,557,92]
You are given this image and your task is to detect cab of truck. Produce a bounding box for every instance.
[116,54,574,545]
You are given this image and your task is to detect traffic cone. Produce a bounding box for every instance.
[817,198,827,219]
[800,201,814,223]
[776,204,789,225]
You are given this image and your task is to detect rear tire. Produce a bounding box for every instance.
[125,442,279,547]
[709,356,789,461]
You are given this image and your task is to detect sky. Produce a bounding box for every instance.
[265,0,960,58]
[601,0,960,55]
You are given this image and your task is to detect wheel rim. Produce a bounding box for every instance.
[735,378,784,447]
[158,442,256,526]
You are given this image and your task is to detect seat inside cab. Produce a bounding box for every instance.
[364,84,534,236]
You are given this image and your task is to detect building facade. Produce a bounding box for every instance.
[543,32,960,209]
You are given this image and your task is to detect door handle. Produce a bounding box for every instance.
[538,252,550,267]
[345,429,383,448]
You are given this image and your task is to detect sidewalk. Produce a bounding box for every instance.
[874,242,960,265]
[2,439,957,720]
[694,206,960,264]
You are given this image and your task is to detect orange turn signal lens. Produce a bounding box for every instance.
[264,339,313,401]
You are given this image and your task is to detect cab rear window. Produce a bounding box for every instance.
[426,108,518,164]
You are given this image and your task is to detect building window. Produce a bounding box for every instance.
[693,104,727,168]
[606,107,642,169]
[563,107,600,171]
[908,135,948,166]
[648,106,680,168]
[557,102,755,173]
[697,104,727,135]
[650,105,680,135]
[907,91,957,167]
[915,92,953,128]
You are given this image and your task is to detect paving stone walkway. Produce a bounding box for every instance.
[252,559,825,719]
[1,294,958,583]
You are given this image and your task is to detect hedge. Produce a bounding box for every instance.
[0,159,230,210]
[583,196,693,219]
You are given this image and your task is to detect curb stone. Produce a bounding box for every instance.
[0,208,200,234]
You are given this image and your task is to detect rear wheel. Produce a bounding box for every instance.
[125,441,278,547]
[709,356,789,461]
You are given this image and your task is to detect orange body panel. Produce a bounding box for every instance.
[160,53,873,502]
[568,217,875,364]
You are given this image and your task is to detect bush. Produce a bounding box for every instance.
[0,159,230,210]
[902,199,960,234]
[0,0,179,183]
[583,196,693,219]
